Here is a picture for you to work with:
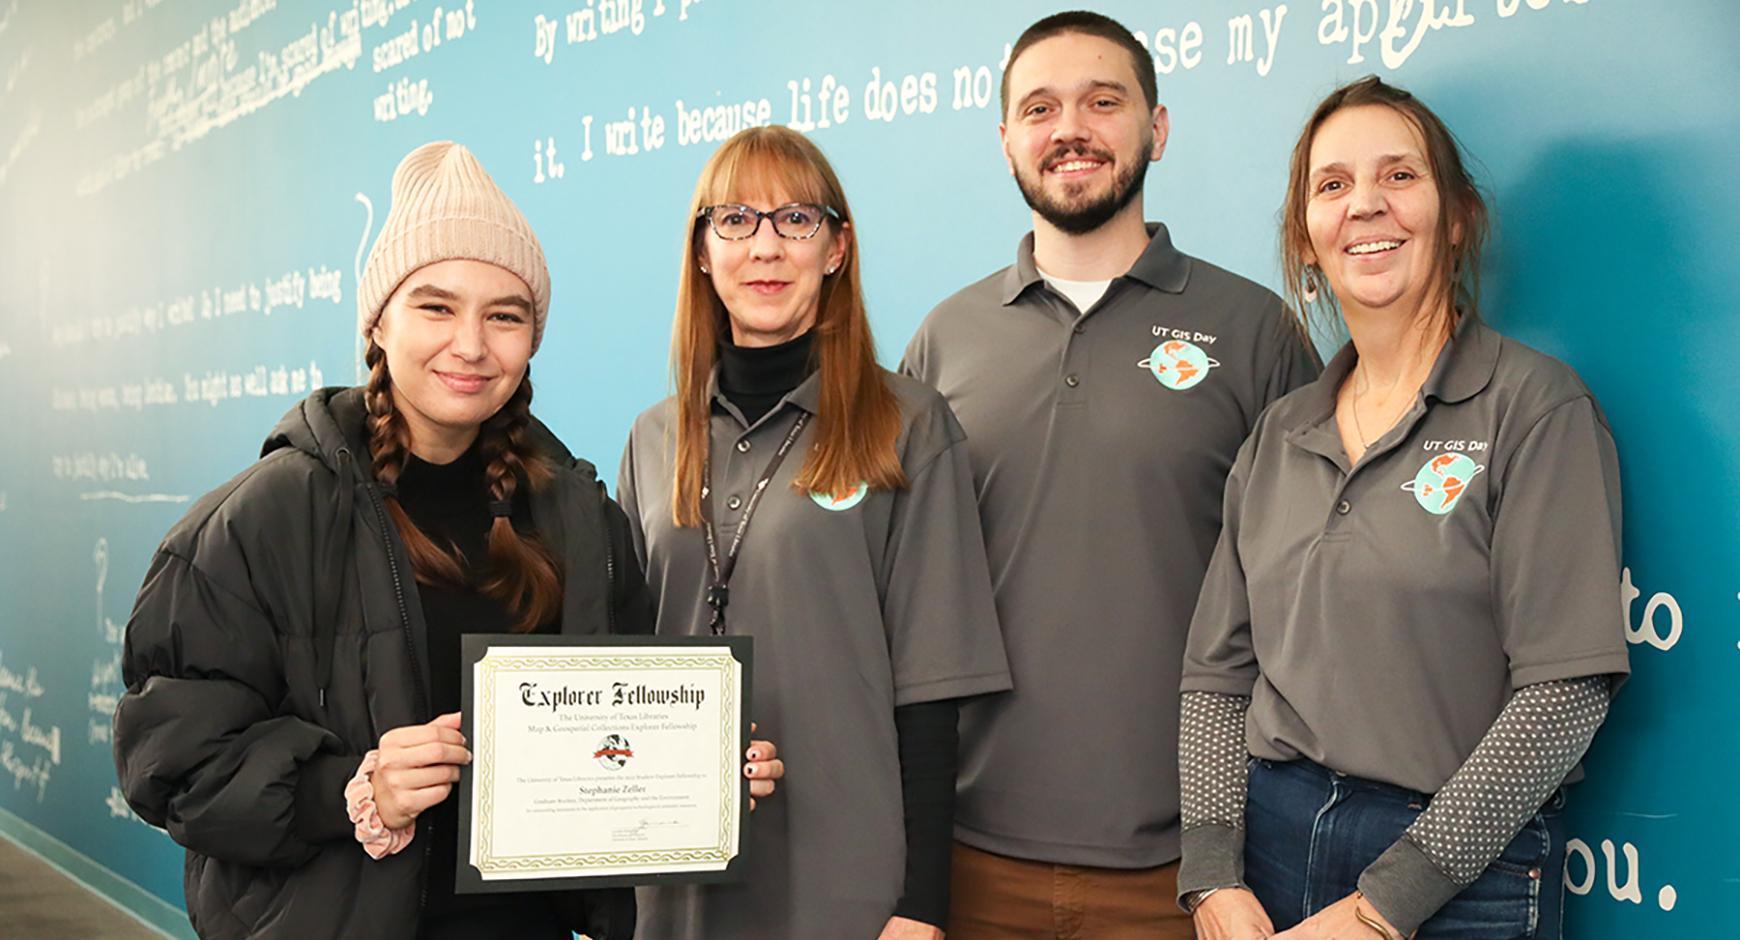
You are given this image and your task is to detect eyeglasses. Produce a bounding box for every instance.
[696,203,840,240]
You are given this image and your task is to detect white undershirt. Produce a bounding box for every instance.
[1037,266,1114,316]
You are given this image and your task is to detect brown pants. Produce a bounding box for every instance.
[947,841,1196,939]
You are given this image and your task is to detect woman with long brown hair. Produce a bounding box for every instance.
[618,126,1012,939]
[1175,78,1628,939]
[113,141,780,940]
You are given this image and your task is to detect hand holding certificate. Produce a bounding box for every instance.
[456,635,753,892]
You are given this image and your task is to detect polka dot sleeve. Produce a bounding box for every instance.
[1176,690,1253,901]
[1180,690,1252,832]
[1360,676,1612,934]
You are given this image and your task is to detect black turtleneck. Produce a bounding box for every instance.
[396,442,565,939]
[716,330,815,425]
[715,329,957,928]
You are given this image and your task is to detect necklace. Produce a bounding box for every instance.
[1348,342,1439,449]
[1345,318,1452,450]
[1348,363,1407,447]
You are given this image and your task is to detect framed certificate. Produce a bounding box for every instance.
[455,634,753,893]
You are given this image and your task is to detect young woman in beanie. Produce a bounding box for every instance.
[113,141,782,940]
[618,126,1012,940]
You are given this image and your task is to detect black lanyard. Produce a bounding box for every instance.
[701,411,810,635]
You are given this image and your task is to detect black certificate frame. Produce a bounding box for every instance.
[455,633,753,894]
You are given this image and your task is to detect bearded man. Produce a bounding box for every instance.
[901,11,1321,938]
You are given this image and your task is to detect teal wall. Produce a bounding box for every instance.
[0,1,1734,934]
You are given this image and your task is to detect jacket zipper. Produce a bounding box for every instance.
[360,473,435,916]
[600,484,617,634]
[604,528,617,634]
[361,470,612,924]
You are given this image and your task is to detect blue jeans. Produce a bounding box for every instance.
[1244,758,1566,939]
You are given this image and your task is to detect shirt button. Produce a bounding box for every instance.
[1072,323,1085,334]
[1064,374,1080,388]
[726,495,743,511]
[735,439,751,453]
[1336,499,1352,515]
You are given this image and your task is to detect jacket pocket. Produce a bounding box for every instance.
[187,852,288,938]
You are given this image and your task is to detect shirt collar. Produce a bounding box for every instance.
[1284,311,1500,434]
[786,370,823,413]
[1287,340,1357,428]
[999,222,1192,305]
[708,365,823,423]
[1421,312,1499,404]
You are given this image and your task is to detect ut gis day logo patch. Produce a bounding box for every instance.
[1401,453,1485,515]
[810,481,869,511]
[1138,339,1219,390]
[810,480,870,511]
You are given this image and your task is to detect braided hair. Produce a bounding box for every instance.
[364,341,562,633]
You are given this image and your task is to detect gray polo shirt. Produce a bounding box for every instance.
[1182,314,1630,794]
[618,369,1012,939]
[902,224,1320,868]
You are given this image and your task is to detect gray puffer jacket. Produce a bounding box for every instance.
[113,387,648,939]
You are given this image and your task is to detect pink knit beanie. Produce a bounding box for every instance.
[358,141,551,352]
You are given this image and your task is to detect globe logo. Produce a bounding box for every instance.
[593,734,633,771]
[1137,339,1219,390]
[810,480,869,511]
[1400,452,1485,515]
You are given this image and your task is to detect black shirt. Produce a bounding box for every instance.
[397,442,565,939]
[717,331,816,425]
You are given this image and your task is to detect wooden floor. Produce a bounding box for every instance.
[0,837,165,939]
